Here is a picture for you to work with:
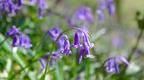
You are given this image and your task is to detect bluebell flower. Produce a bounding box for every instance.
[82,30,94,48]
[73,32,81,48]
[106,0,116,16]
[12,35,21,47]
[96,9,105,21]
[69,6,94,27]
[7,26,20,37]
[48,27,71,55]
[37,0,48,19]
[73,27,93,49]
[12,34,32,48]
[0,0,22,16]
[104,56,129,74]
[78,46,90,63]
[73,27,94,63]
[96,0,116,21]
[7,26,32,48]
[75,6,94,23]
[57,35,71,55]
[19,34,32,48]
[47,27,61,41]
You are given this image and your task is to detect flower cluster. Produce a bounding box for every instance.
[0,0,23,16]
[104,56,129,73]
[0,0,48,18]
[39,27,71,69]
[7,26,32,48]
[96,0,116,21]
[70,6,94,63]
[73,28,94,63]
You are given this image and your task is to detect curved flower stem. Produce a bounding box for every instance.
[119,29,144,79]
[116,29,144,80]
[55,28,71,42]
[128,29,143,61]
[43,61,49,78]
[40,57,50,80]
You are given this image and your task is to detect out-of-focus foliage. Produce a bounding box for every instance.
[0,0,144,80]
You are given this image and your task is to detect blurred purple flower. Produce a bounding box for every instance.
[47,27,61,41]
[0,0,22,16]
[69,6,94,26]
[7,26,32,48]
[12,34,32,48]
[96,0,116,21]
[104,56,129,73]
[17,0,23,6]
[7,26,20,37]
[37,0,48,19]
[19,34,32,48]
[75,6,94,23]
[106,0,116,16]
[96,9,105,22]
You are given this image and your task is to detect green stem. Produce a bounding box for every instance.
[128,29,143,61]
[120,29,144,79]
[40,58,50,80]
[85,60,90,80]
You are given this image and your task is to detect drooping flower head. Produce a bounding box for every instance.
[73,27,94,63]
[12,34,32,48]
[104,56,129,73]
[40,27,72,71]
[47,27,62,41]
[47,27,71,55]
[73,27,93,49]
[7,26,32,48]
[7,26,20,36]
[57,35,71,55]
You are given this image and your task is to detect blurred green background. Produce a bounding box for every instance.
[0,0,144,80]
